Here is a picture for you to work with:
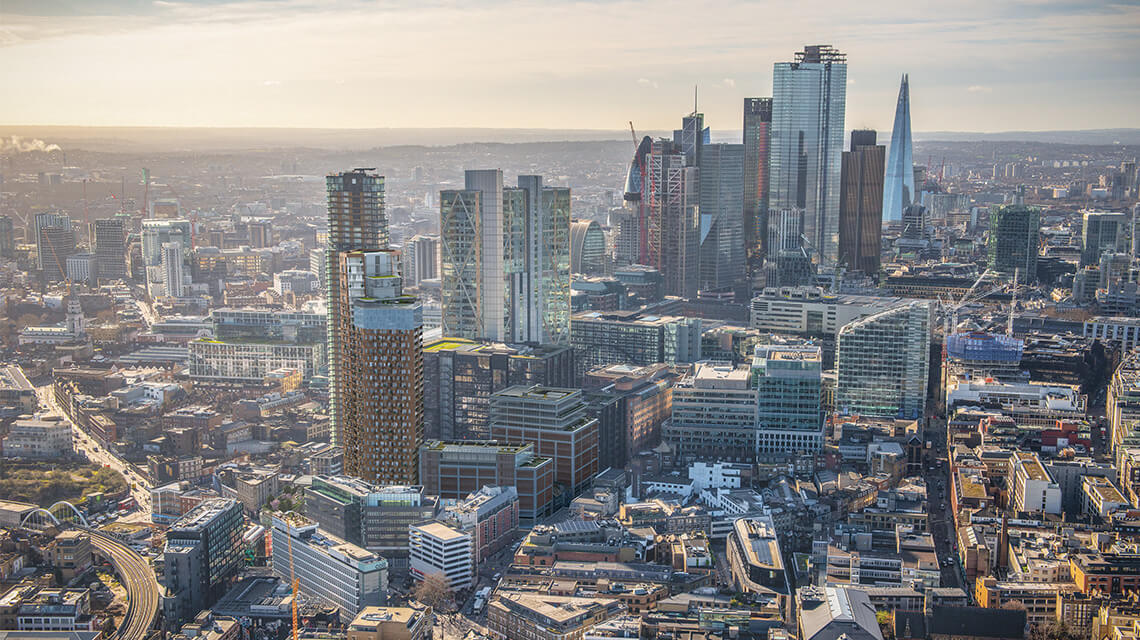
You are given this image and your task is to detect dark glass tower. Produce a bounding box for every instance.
[838,129,885,275]
[743,97,773,279]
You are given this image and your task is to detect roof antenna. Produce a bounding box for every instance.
[693,85,698,115]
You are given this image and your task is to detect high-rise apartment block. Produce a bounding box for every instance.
[988,205,1041,281]
[94,217,127,280]
[141,219,192,266]
[161,241,185,297]
[326,169,389,446]
[698,142,746,297]
[34,212,76,281]
[882,75,915,223]
[269,512,388,618]
[162,498,244,624]
[334,249,423,485]
[304,476,438,576]
[838,130,885,275]
[769,45,847,265]
[752,344,824,453]
[743,97,773,278]
[439,170,571,344]
[419,441,555,520]
[404,234,440,287]
[423,339,575,440]
[489,386,599,497]
[835,300,931,420]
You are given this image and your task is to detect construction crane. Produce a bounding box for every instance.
[286,519,301,640]
[1007,267,1020,337]
[629,121,638,149]
[940,268,1001,336]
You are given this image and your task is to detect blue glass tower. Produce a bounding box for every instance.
[882,74,914,223]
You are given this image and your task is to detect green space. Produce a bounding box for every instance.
[0,462,128,505]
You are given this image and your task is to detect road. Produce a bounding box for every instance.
[923,415,965,592]
[134,299,158,328]
[34,382,153,513]
[87,529,161,640]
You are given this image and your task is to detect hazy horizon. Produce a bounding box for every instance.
[2,0,1138,133]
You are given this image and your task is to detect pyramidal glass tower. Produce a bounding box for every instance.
[882,74,914,223]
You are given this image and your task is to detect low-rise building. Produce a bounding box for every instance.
[44,531,93,583]
[487,592,625,640]
[1,416,72,459]
[347,606,433,640]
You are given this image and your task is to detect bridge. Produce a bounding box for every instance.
[20,502,160,640]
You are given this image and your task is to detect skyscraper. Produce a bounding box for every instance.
[161,242,185,297]
[769,45,847,265]
[835,300,930,419]
[1081,210,1128,267]
[439,170,570,344]
[326,169,388,446]
[404,234,440,287]
[988,205,1041,281]
[94,217,127,280]
[882,75,915,224]
[698,142,746,297]
[0,215,15,259]
[838,129,885,275]
[141,219,192,266]
[336,249,423,485]
[743,97,773,278]
[34,212,76,281]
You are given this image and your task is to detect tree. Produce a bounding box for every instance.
[412,572,453,612]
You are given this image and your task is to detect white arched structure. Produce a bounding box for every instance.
[19,501,89,530]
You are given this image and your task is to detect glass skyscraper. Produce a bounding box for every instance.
[882,74,915,224]
[835,300,931,420]
[743,97,773,278]
[988,204,1041,281]
[753,344,824,453]
[698,142,746,296]
[769,45,847,266]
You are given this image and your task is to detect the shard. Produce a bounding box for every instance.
[882,74,914,223]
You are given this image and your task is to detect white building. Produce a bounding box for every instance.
[2,416,72,459]
[408,521,474,590]
[750,287,902,336]
[65,253,97,285]
[946,376,1085,427]
[1010,452,1062,515]
[161,241,185,298]
[273,269,319,295]
[688,461,749,491]
[1082,476,1128,519]
[404,234,440,287]
[269,512,388,618]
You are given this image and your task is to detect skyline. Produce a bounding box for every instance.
[2,0,1138,133]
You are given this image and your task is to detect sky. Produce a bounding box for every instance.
[1,0,1138,134]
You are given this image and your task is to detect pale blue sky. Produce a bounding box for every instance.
[1,0,1137,132]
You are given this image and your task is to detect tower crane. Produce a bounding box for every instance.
[940,268,1002,336]
[629,121,638,149]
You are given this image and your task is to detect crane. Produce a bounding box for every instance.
[1007,267,1020,337]
[940,268,1000,336]
[286,518,301,640]
[629,121,638,149]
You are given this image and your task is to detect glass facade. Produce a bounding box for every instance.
[835,301,931,420]
[753,344,824,453]
[988,205,1041,281]
[743,97,773,277]
[882,74,914,223]
[769,45,847,265]
[699,143,746,295]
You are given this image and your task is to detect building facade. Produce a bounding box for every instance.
[743,97,773,278]
[753,344,824,453]
[838,129,885,275]
[882,75,914,224]
[163,498,245,624]
[988,205,1041,281]
[835,301,930,420]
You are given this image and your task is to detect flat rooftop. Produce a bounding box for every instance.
[413,521,467,542]
[0,365,33,392]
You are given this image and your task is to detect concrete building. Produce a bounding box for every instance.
[750,287,902,337]
[163,499,245,624]
[347,607,432,640]
[408,521,474,590]
[44,531,93,583]
[665,363,757,464]
[304,476,437,577]
[441,486,518,562]
[582,363,679,465]
[571,309,701,378]
[65,253,96,285]
[1010,452,1062,515]
[797,586,882,640]
[2,416,72,459]
[419,441,554,520]
[188,340,326,385]
[487,592,625,640]
[269,512,388,618]
[727,516,788,594]
[161,241,186,298]
[94,216,127,280]
[403,234,439,288]
[141,219,192,266]
[489,386,599,497]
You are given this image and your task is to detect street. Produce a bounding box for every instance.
[34,381,153,513]
[923,414,964,592]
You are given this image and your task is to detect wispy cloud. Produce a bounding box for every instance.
[967,85,992,93]
[720,78,735,88]
[637,77,659,89]
[262,79,282,86]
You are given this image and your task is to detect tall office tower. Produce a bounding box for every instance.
[699,143,746,296]
[247,220,272,248]
[753,344,824,454]
[882,75,914,224]
[335,249,423,485]
[439,170,571,343]
[838,129,885,275]
[93,217,127,280]
[162,498,244,624]
[326,169,388,447]
[34,212,76,281]
[769,45,847,265]
[835,300,931,419]
[404,234,440,287]
[161,242,185,297]
[570,220,606,275]
[988,205,1041,281]
[743,98,773,277]
[0,215,14,259]
[1081,210,1128,267]
[489,385,599,496]
[764,207,814,287]
[141,219,192,266]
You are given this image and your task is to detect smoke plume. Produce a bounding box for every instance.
[0,136,63,153]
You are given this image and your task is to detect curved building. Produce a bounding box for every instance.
[570,220,606,275]
[836,300,931,419]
